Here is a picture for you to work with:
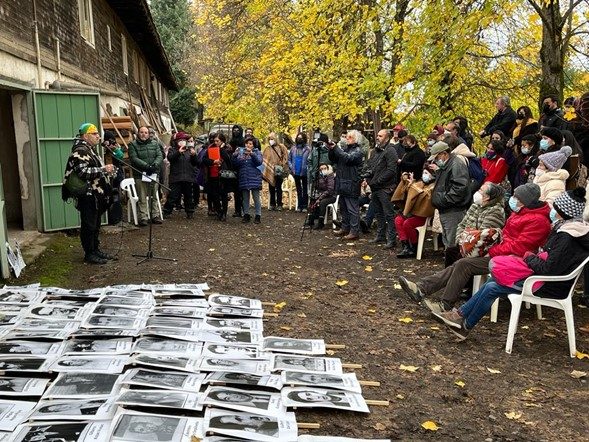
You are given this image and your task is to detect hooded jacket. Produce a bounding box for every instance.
[455,195,506,242]
[533,169,569,205]
[288,144,310,177]
[431,153,471,213]
[525,219,589,298]
[488,203,551,257]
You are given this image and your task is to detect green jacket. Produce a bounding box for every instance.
[128,138,164,178]
[455,197,506,244]
[307,146,334,182]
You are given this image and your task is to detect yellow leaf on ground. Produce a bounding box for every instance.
[362,255,373,261]
[393,283,402,289]
[570,370,587,379]
[372,423,386,431]
[273,302,287,313]
[280,326,292,331]
[261,272,268,276]
[505,411,522,420]
[421,421,439,431]
[335,280,348,287]
[431,365,442,372]
[367,309,376,314]
[326,349,335,355]
[487,368,502,374]
[365,265,373,272]
[396,394,405,399]
[399,364,419,372]
[297,312,307,318]
[430,326,440,330]
[208,248,215,252]
[455,380,465,388]
[576,351,589,360]
[398,317,413,324]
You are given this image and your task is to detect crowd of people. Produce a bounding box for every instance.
[63,92,589,340]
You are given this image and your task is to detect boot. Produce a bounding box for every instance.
[314,219,325,230]
[396,241,410,258]
[304,214,315,227]
[397,242,417,259]
[242,214,251,223]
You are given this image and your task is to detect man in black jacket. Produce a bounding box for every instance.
[328,130,364,240]
[479,96,517,138]
[539,94,568,131]
[365,129,399,248]
[429,141,471,246]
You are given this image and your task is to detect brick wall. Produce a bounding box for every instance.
[0,0,166,104]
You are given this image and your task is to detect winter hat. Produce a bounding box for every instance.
[538,145,572,171]
[513,183,541,208]
[397,129,408,139]
[553,187,586,220]
[174,131,190,141]
[428,141,450,161]
[393,123,405,131]
[78,123,98,135]
[103,130,116,143]
[541,127,563,145]
[432,124,445,137]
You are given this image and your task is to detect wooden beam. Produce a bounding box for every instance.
[342,363,363,369]
[326,344,346,349]
[298,423,321,429]
[359,380,381,387]
[366,400,390,406]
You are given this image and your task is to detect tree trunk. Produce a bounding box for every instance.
[538,1,565,110]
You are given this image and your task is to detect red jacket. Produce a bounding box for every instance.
[482,156,509,184]
[488,203,551,257]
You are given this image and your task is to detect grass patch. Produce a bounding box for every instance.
[6,233,79,287]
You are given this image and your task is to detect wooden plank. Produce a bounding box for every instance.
[298,423,321,429]
[342,363,363,369]
[366,400,389,406]
[326,344,346,349]
[359,380,381,387]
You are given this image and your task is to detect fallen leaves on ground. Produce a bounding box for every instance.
[367,309,376,314]
[505,411,522,420]
[576,351,589,360]
[421,421,439,431]
[372,423,386,431]
[297,312,307,318]
[454,380,465,388]
[365,266,373,272]
[362,255,373,261]
[398,317,413,324]
[273,302,287,313]
[399,364,419,372]
[280,326,292,331]
[393,283,402,289]
[431,365,442,372]
[335,280,349,287]
[570,370,587,379]
[487,368,501,374]
[208,248,215,252]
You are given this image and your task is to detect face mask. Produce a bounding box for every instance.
[542,103,551,113]
[187,142,194,148]
[486,151,496,159]
[549,208,559,223]
[508,196,521,212]
[521,147,530,155]
[535,169,545,177]
[422,171,432,183]
[320,170,327,177]
[177,140,187,148]
[473,191,483,205]
[518,112,526,119]
[444,130,451,136]
[427,140,435,146]
[435,159,447,169]
[296,138,303,144]
[539,139,551,151]
[269,140,276,146]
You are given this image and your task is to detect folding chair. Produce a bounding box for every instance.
[415,217,440,260]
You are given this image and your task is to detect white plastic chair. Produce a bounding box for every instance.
[120,178,139,225]
[147,189,164,221]
[324,195,340,229]
[268,175,297,210]
[415,217,440,260]
[505,255,589,357]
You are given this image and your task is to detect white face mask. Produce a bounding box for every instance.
[535,169,545,177]
[187,142,194,148]
[269,139,276,146]
[177,140,187,148]
[472,191,483,205]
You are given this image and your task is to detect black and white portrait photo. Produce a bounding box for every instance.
[44,373,121,398]
[29,305,85,320]
[63,338,133,355]
[262,337,325,355]
[0,340,63,356]
[31,398,115,421]
[152,306,207,318]
[0,377,49,396]
[205,371,283,390]
[281,387,369,413]
[204,318,262,332]
[116,389,202,411]
[111,411,203,442]
[281,371,362,393]
[205,409,297,442]
[98,296,152,307]
[208,295,262,310]
[12,421,110,442]
[122,369,205,391]
[92,305,147,318]
[50,355,127,374]
[207,307,263,318]
[272,355,343,375]
[133,337,201,355]
[0,357,52,372]
[202,386,284,416]
[201,344,261,360]
[199,358,271,376]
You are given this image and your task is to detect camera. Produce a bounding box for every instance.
[360,169,373,180]
[312,140,326,149]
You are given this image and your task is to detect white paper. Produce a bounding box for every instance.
[97,294,154,308]
[132,337,203,356]
[15,319,80,331]
[201,343,266,360]
[152,288,205,298]
[0,290,43,305]
[0,356,55,372]
[83,315,146,330]
[198,329,263,345]
[27,304,92,321]
[272,355,343,375]
[207,306,264,318]
[205,372,283,390]
[141,172,157,183]
[30,398,117,421]
[201,386,285,417]
[131,354,202,373]
[203,317,264,332]
[151,306,208,318]
[50,355,128,374]
[198,358,271,375]
[121,368,206,391]
[91,305,151,318]
[110,409,204,441]
[12,421,111,442]
[0,340,65,356]
[0,399,36,431]
[117,388,203,411]
[44,373,122,398]
[62,338,134,355]
[263,337,326,355]
[281,387,369,413]
[208,294,262,310]
[145,316,202,330]
[156,298,209,308]
[204,408,298,442]
[0,376,50,396]
[140,327,202,341]
[281,372,362,393]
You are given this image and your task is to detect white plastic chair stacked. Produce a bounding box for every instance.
[505,255,589,357]
[120,178,164,224]
[324,195,340,229]
[415,217,440,260]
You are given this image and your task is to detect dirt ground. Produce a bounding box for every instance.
[15,202,589,441]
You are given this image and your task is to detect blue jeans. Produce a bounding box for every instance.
[459,279,522,329]
[242,189,261,216]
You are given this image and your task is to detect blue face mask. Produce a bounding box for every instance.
[422,172,432,183]
[549,208,559,223]
[509,196,521,212]
[539,139,550,151]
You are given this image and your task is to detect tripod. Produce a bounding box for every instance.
[300,143,325,240]
[131,177,176,265]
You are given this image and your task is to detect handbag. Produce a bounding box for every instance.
[489,253,547,290]
[457,228,502,258]
[219,169,236,179]
[64,172,89,197]
[271,146,289,178]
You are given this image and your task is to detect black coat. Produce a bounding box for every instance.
[366,144,398,190]
[399,146,426,181]
[167,148,198,183]
[484,106,517,138]
[431,154,471,213]
[539,108,569,131]
[525,222,589,299]
[328,144,364,198]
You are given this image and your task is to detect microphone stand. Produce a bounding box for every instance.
[103,143,176,265]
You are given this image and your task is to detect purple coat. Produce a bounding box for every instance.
[233,149,263,190]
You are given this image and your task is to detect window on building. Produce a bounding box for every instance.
[107,25,112,52]
[122,35,128,75]
[78,0,95,46]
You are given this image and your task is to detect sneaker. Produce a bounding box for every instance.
[444,318,470,340]
[151,218,163,225]
[276,205,283,211]
[432,309,463,329]
[254,215,261,224]
[424,299,445,315]
[138,220,148,227]
[301,208,307,213]
[95,249,117,261]
[343,233,359,240]
[332,219,342,229]
[333,229,349,237]
[398,276,424,303]
[242,214,251,223]
[84,253,107,265]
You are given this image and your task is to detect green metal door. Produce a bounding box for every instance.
[33,91,100,231]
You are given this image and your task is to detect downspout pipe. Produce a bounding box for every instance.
[32,0,43,88]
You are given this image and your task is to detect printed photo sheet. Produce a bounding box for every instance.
[204,408,297,442]
[262,337,326,355]
[116,388,203,411]
[0,399,36,431]
[131,354,201,373]
[203,317,263,332]
[281,387,369,413]
[272,355,343,375]
[12,420,111,442]
[62,338,134,355]
[151,306,208,318]
[91,305,151,319]
[205,372,283,390]
[198,358,271,375]
[201,386,285,417]
[207,306,264,318]
[281,372,362,394]
[0,357,56,372]
[0,290,43,305]
[110,409,203,442]
[121,368,206,391]
[27,304,92,321]
[132,337,203,356]
[208,295,262,310]
[0,376,49,396]
[83,315,146,330]
[0,340,66,356]
[30,398,117,421]
[44,373,122,398]
[50,355,128,374]
[200,343,266,360]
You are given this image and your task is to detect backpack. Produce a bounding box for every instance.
[467,157,485,193]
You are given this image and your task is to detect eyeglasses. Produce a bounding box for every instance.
[89,132,100,136]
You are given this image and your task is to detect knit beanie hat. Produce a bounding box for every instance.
[541,127,564,145]
[553,187,586,220]
[513,183,541,207]
[538,145,572,171]
[174,131,190,141]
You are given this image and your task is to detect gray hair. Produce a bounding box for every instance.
[497,96,510,107]
[346,130,362,144]
[483,182,503,201]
